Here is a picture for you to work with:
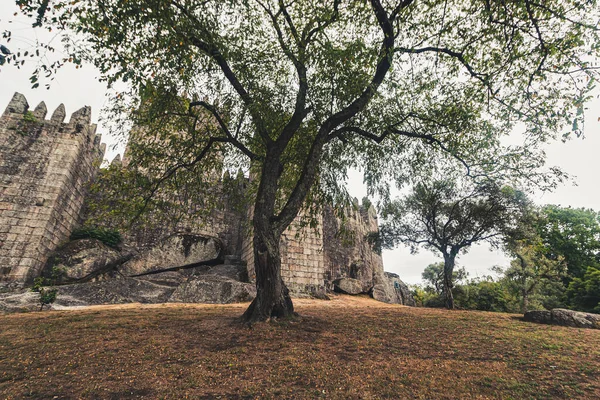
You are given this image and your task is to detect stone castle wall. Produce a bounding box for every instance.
[242,203,382,294]
[0,94,386,294]
[0,93,105,285]
[323,203,383,291]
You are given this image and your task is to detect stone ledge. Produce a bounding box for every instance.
[524,308,600,329]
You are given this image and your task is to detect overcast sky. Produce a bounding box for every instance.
[2,5,599,285]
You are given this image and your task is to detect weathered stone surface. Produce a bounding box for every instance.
[57,278,176,305]
[333,277,364,295]
[136,271,188,287]
[6,92,28,114]
[523,310,552,324]
[120,233,223,276]
[551,309,600,329]
[0,278,174,312]
[524,309,600,329]
[0,289,42,312]
[0,93,105,285]
[322,204,383,293]
[191,264,249,282]
[371,272,416,306]
[169,275,256,304]
[42,239,129,284]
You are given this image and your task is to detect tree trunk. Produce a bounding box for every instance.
[241,229,294,323]
[241,156,295,323]
[522,287,529,314]
[443,253,456,309]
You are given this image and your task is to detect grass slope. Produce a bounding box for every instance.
[1,295,599,399]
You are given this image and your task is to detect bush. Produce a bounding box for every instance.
[70,226,122,248]
[566,266,600,313]
[31,274,59,311]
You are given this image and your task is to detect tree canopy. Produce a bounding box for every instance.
[8,0,600,321]
[377,178,527,308]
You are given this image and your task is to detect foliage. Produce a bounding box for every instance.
[453,279,518,313]
[70,225,122,248]
[11,0,600,321]
[537,205,600,280]
[502,203,568,312]
[417,263,518,312]
[421,262,467,295]
[501,204,600,312]
[30,266,60,311]
[379,178,527,308]
[566,266,600,313]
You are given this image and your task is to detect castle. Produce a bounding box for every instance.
[0,93,413,305]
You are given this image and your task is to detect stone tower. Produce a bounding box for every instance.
[0,93,105,286]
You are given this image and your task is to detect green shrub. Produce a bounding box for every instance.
[31,274,59,311]
[70,226,122,248]
[567,266,600,313]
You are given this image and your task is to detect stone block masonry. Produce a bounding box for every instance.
[0,93,105,286]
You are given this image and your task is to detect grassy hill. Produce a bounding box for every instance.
[1,295,599,399]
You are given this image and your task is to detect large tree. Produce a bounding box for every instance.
[9,0,600,321]
[537,205,600,280]
[377,180,526,309]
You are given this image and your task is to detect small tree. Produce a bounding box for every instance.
[31,268,60,311]
[379,179,524,309]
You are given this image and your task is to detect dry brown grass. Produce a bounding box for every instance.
[1,295,599,399]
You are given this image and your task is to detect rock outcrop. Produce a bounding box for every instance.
[42,239,132,284]
[120,233,223,276]
[524,308,600,329]
[0,263,256,312]
[170,275,256,304]
[371,272,416,306]
[333,277,364,295]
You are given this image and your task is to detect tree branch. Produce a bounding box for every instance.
[188,100,259,160]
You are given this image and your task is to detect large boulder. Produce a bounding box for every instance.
[332,277,364,295]
[371,272,416,306]
[0,289,44,312]
[120,233,223,276]
[190,264,249,282]
[523,310,552,324]
[524,308,600,329]
[42,239,132,284]
[0,278,176,312]
[169,275,256,304]
[56,278,176,305]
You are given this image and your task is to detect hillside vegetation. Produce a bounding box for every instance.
[1,296,599,399]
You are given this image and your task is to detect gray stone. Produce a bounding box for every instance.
[32,102,47,119]
[169,275,256,304]
[0,289,42,312]
[6,92,28,114]
[57,278,175,305]
[371,271,416,306]
[523,310,552,324]
[120,233,223,276]
[333,277,364,295]
[551,308,600,329]
[0,278,175,312]
[524,309,600,329]
[50,103,66,123]
[69,106,92,125]
[191,264,249,282]
[137,271,188,287]
[43,239,130,284]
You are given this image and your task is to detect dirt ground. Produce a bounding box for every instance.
[1,295,599,399]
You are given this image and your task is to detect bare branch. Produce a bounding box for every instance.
[189,100,259,160]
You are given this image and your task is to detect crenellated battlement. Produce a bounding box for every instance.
[0,93,106,286]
